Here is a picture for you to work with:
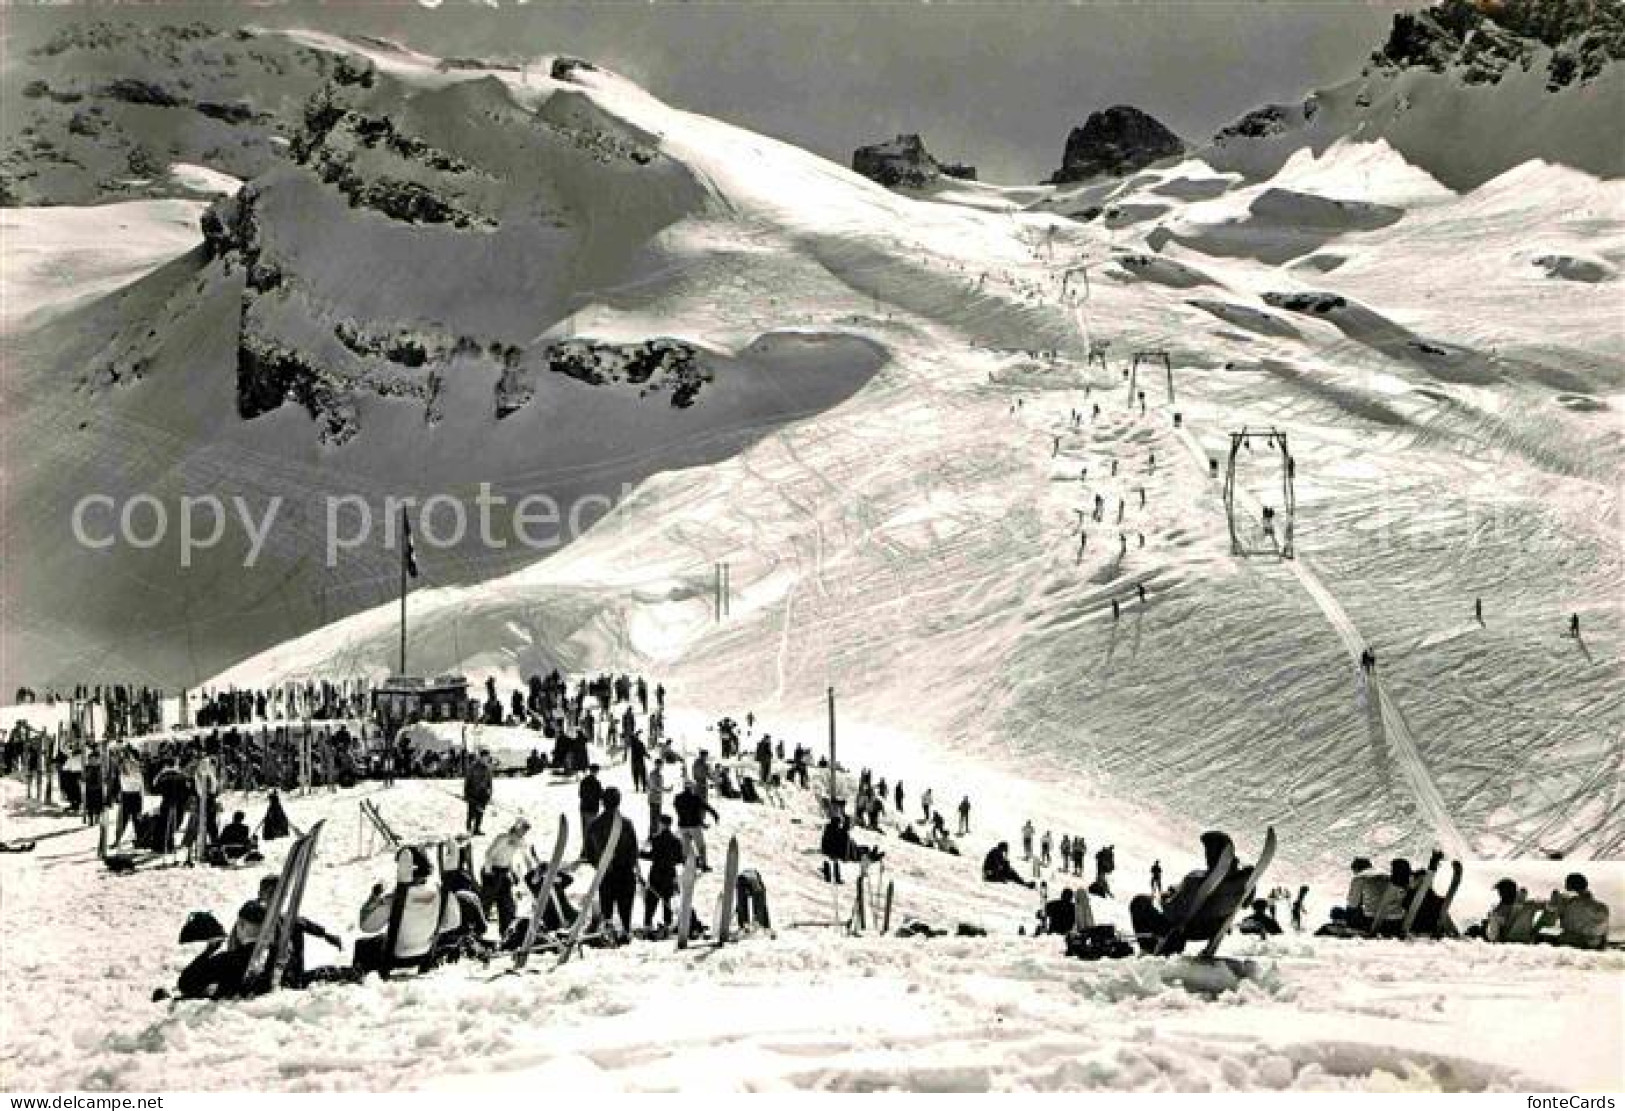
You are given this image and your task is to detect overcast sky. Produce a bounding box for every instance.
[9,1,1421,182]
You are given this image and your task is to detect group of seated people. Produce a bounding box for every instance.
[1321,856,1610,949]
[1468,873,1609,949]
[1319,853,1457,938]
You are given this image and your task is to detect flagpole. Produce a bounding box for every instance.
[399,509,408,677]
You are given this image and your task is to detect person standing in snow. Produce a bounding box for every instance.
[1150,860,1163,895]
[641,814,683,936]
[463,752,493,835]
[1291,885,1309,932]
[756,734,773,788]
[957,796,972,835]
[482,819,531,936]
[674,779,718,873]
[1040,830,1053,867]
[1021,819,1035,860]
[579,764,604,837]
[113,752,145,846]
[646,757,668,839]
[920,787,933,824]
[583,787,641,940]
[629,732,648,793]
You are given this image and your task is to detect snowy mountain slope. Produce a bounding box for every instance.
[0,21,340,206]
[1,38,907,687]
[195,52,1623,883]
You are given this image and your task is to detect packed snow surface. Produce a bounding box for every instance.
[2,774,1621,1093]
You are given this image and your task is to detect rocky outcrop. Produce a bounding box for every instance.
[496,339,713,418]
[1047,107,1184,185]
[1371,0,1624,89]
[851,134,976,190]
[2,22,338,205]
[1263,291,1348,315]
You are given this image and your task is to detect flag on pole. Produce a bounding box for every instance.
[402,510,420,579]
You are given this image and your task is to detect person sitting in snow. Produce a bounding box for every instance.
[216,810,257,863]
[1128,830,1252,955]
[1537,873,1610,950]
[982,842,1033,888]
[1339,856,1387,931]
[1237,898,1282,937]
[1473,878,1540,944]
[169,874,341,999]
[354,846,462,977]
[1038,888,1078,935]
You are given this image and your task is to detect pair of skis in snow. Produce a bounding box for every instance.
[359,798,402,849]
[241,821,325,994]
[675,835,741,949]
[507,811,622,971]
[1365,850,1464,940]
[847,860,895,936]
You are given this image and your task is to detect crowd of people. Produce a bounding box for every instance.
[6,667,1613,1006]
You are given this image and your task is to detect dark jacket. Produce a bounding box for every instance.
[673,788,716,830]
[579,774,603,814]
[644,829,684,896]
[821,818,852,860]
[1043,897,1077,935]
[464,763,493,805]
[583,811,639,879]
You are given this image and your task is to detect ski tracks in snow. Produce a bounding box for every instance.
[1168,426,1470,857]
